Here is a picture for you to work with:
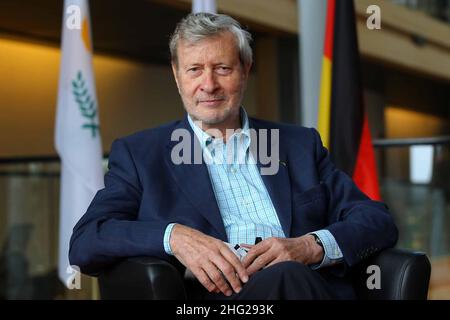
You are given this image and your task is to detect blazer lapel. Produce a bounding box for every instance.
[164,117,228,241]
[250,119,293,237]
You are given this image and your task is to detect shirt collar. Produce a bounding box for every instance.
[187,107,251,152]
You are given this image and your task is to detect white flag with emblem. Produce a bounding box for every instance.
[192,0,217,13]
[55,0,104,287]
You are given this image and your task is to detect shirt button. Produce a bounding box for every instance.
[230,167,237,173]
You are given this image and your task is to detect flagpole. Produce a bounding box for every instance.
[92,277,99,300]
[192,0,217,13]
[298,0,327,128]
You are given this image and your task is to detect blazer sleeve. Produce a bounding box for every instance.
[69,138,172,276]
[310,128,398,268]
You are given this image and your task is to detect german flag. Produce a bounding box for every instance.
[318,0,381,200]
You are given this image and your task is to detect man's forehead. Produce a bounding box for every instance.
[176,33,240,64]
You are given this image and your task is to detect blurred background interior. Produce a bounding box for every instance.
[0,0,449,299]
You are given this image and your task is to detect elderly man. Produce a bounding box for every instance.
[69,13,398,300]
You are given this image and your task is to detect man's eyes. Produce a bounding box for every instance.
[186,66,232,73]
[187,67,200,73]
[216,66,232,74]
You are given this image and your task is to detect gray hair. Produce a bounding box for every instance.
[169,13,253,67]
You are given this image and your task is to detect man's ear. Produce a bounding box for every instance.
[171,62,180,90]
[240,63,252,92]
[242,62,252,81]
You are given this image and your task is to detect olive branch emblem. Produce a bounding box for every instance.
[72,71,99,138]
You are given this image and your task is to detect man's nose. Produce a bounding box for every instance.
[200,70,219,93]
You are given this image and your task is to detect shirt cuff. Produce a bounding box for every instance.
[163,223,177,255]
[309,230,343,270]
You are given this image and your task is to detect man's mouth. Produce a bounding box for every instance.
[197,98,225,106]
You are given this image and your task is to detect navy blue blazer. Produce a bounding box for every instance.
[69,116,398,299]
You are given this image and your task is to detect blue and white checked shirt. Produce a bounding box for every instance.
[163,108,343,268]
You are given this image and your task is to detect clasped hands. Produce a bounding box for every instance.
[170,224,324,296]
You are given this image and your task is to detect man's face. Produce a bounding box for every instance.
[172,32,251,131]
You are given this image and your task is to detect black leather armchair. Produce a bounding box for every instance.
[98,248,431,300]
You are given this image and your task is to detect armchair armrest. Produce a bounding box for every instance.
[98,257,187,300]
[352,248,431,300]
